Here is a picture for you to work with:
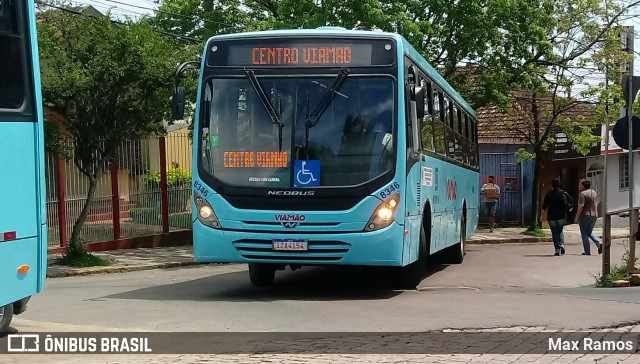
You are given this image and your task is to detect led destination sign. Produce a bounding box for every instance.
[251,46,354,65]
[223,151,289,168]
[207,39,395,67]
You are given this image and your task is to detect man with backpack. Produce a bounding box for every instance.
[542,178,574,256]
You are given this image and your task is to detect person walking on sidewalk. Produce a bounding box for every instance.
[481,176,500,232]
[574,179,602,255]
[542,178,573,256]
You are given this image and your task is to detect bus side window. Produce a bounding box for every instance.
[443,97,450,129]
[442,97,455,159]
[462,113,470,166]
[463,113,470,140]
[452,106,460,134]
[432,89,446,155]
[452,105,464,163]
[0,1,27,111]
[421,79,435,152]
[470,117,478,167]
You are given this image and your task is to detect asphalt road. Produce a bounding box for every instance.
[3,235,640,363]
[8,236,640,333]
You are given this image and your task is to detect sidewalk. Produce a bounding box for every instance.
[47,246,198,278]
[46,225,632,278]
[468,225,630,244]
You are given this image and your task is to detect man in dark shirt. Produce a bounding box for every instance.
[542,178,572,256]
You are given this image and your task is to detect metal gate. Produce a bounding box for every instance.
[479,153,523,225]
[499,163,522,224]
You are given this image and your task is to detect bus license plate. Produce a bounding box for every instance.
[272,239,308,251]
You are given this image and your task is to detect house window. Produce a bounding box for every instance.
[619,154,629,190]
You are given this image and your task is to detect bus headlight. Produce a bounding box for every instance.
[199,206,213,219]
[365,193,400,232]
[195,193,221,229]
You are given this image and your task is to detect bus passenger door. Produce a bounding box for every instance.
[0,0,44,307]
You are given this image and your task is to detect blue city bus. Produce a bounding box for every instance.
[173,27,479,287]
[0,0,47,331]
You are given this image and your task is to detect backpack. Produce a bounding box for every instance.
[561,190,576,224]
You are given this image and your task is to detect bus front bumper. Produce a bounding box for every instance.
[193,222,405,266]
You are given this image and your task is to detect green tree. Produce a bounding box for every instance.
[149,0,638,231]
[501,0,637,230]
[150,0,561,107]
[38,6,183,245]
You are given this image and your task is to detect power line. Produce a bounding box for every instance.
[36,1,204,43]
[101,0,235,28]
[78,0,151,19]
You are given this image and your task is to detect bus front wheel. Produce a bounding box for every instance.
[248,263,276,286]
[396,225,428,289]
[447,216,466,264]
[0,304,14,333]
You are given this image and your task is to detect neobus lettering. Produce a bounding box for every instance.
[267,190,315,196]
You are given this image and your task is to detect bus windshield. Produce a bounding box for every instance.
[200,75,395,188]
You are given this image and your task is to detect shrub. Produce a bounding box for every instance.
[169,212,192,229]
[145,168,191,190]
[130,207,160,225]
[57,238,110,267]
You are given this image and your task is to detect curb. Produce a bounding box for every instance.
[467,234,629,245]
[46,261,199,278]
[467,237,548,245]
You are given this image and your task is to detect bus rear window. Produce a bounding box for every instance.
[0,0,29,112]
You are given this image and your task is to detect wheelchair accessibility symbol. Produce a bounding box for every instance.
[294,160,320,187]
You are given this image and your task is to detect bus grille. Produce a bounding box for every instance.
[222,195,361,211]
[232,239,351,262]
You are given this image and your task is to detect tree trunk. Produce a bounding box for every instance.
[68,176,98,244]
[528,153,543,231]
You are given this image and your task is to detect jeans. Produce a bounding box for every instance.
[578,216,601,254]
[548,219,565,250]
[483,201,497,217]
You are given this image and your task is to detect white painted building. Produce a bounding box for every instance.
[586,124,640,215]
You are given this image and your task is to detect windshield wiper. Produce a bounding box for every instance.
[305,68,350,129]
[304,68,350,148]
[245,69,285,152]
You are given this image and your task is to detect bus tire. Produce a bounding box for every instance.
[248,263,276,287]
[0,304,14,333]
[397,225,427,289]
[448,215,466,264]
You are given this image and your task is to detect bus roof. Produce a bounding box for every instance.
[206,27,475,117]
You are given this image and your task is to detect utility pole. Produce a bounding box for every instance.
[602,68,611,275]
[622,26,637,272]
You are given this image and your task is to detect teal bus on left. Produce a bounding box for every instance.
[0,0,48,332]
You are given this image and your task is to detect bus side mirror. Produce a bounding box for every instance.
[414,86,425,120]
[172,87,186,120]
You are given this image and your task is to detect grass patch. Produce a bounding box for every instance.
[56,238,111,268]
[57,253,111,268]
[521,228,546,237]
[595,252,637,287]
[595,267,629,287]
